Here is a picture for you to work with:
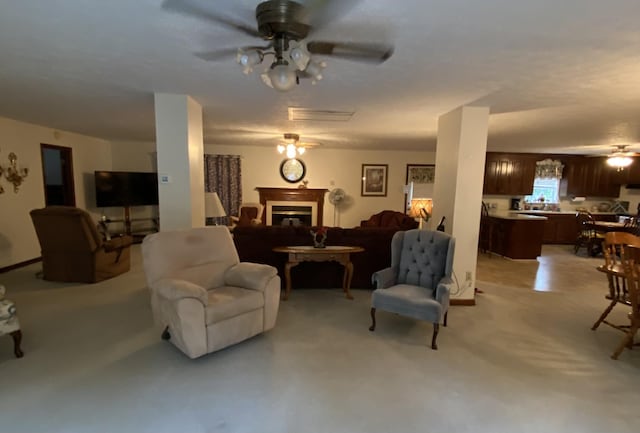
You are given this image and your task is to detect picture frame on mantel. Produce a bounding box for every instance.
[361,164,388,197]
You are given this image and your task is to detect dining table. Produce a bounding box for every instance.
[589,221,635,233]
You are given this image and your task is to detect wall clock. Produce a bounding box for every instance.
[280,158,306,183]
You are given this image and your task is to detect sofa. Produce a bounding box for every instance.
[360,210,419,230]
[233,225,403,290]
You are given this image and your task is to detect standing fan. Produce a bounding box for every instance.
[329,188,346,226]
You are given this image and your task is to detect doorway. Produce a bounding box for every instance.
[40,144,75,206]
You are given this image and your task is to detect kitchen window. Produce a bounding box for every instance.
[525,177,560,203]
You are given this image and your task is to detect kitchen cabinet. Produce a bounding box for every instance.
[562,156,620,198]
[523,212,619,244]
[483,153,536,195]
[616,157,640,184]
[483,212,546,259]
[536,213,577,244]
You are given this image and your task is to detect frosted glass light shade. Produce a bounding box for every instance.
[268,64,297,92]
[606,156,632,168]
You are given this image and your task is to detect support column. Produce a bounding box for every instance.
[432,106,489,302]
[154,94,204,231]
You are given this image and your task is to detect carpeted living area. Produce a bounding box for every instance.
[1,245,639,432]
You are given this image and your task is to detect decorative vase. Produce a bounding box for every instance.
[310,229,327,248]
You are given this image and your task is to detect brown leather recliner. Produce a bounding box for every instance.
[30,206,133,283]
[360,210,419,230]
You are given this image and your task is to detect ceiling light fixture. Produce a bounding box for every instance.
[277,133,306,159]
[241,39,323,92]
[605,145,636,171]
[606,155,633,170]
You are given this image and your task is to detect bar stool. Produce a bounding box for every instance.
[0,285,23,358]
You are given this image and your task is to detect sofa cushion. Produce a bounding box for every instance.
[205,286,264,325]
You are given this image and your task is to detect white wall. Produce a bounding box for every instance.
[0,116,111,268]
[205,143,436,227]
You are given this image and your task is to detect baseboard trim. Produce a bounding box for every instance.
[450,298,476,306]
[0,257,42,273]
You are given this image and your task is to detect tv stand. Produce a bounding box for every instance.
[101,206,159,243]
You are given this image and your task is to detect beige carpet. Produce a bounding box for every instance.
[1,246,639,433]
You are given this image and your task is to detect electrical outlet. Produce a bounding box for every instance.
[465,271,472,281]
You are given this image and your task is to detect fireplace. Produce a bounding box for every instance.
[268,202,314,226]
[256,188,328,226]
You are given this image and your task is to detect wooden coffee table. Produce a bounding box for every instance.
[273,246,365,300]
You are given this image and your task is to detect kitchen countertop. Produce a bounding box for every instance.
[487,211,547,220]
[514,210,621,216]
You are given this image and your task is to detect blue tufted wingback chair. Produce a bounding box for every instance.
[369,229,455,349]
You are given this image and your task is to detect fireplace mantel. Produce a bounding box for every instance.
[256,187,329,226]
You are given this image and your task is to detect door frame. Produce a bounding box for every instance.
[40,143,76,206]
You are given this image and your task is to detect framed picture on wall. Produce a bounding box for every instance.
[361,164,388,196]
[406,164,435,184]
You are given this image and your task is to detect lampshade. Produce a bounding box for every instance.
[205,192,226,218]
[409,198,433,219]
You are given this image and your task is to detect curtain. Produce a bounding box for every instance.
[535,158,564,179]
[204,154,242,225]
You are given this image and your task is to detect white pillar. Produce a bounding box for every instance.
[154,94,204,231]
[432,106,489,302]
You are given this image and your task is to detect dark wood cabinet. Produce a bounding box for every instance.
[484,216,546,259]
[533,213,577,244]
[482,153,623,198]
[562,156,620,198]
[523,212,618,244]
[615,157,640,185]
[483,153,536,195]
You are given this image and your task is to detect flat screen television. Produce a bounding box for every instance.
[94,171,159,207]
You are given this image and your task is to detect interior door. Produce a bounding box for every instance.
[40,144,76,206]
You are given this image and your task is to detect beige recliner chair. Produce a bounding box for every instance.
[141,226,280,358]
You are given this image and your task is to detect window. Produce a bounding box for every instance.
[525,177,560,203]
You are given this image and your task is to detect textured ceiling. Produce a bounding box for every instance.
[1,0,640,154]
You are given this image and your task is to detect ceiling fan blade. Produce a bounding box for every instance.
[194,48,240,62]
[194,45,272,62]
[307,41,393,63]
[299,0,362,33]
[161,0,261,38]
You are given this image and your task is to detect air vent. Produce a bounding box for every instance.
[288,107,355,122]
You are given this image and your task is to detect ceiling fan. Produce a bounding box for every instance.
[598,145,640,170]
[277,132,321,158]
[161,0,394,91]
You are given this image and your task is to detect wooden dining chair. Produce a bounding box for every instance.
[574,211,604,256]
[478,202,494,257]
[612,244,640,359]
[593,232,640,332]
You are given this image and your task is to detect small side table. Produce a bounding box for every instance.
[0,285,23,358]
[273,246,365,300]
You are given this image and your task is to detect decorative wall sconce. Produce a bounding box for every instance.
[0,150,29,194]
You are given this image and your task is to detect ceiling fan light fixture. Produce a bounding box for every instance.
[237,49,264,74]
[277,144,286,154]
[305,60,325,82]
[285,143,297,159]
[297,147,305,155]
[288,42,310,70]
[607,155,633,169]
[268,61,297,92]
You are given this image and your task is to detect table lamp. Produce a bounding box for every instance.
[205,192,226,225]
[409,198,433,229]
